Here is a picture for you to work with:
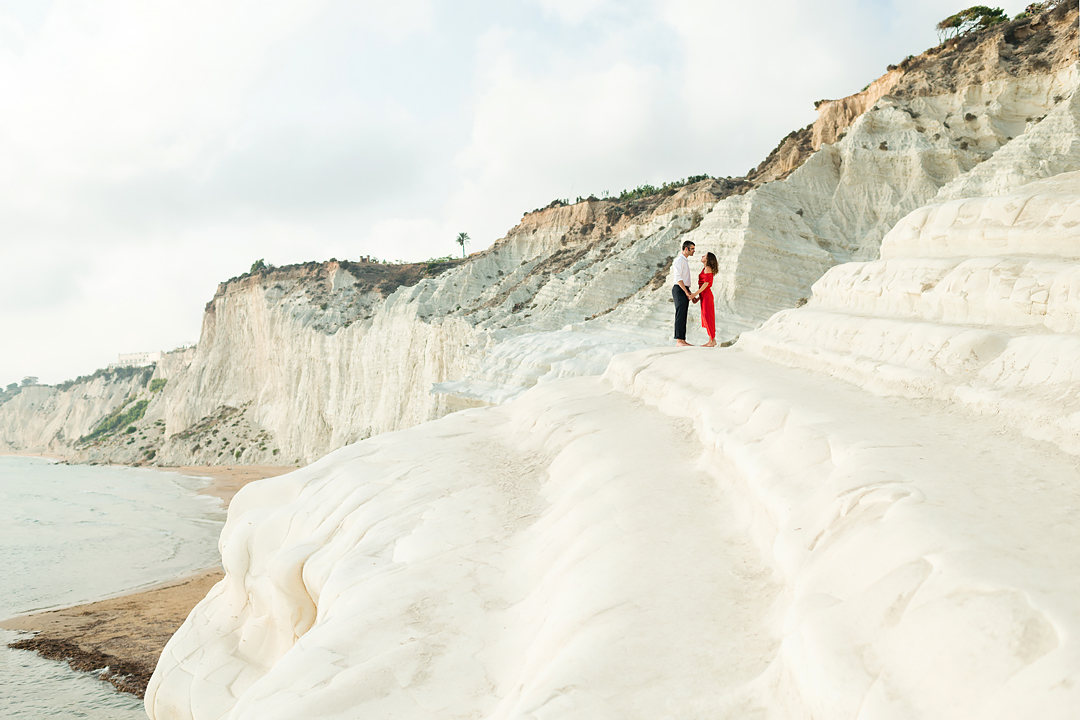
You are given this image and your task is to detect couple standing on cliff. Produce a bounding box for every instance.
[672,239,718,347]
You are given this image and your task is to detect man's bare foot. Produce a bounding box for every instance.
[702,340,717,347]
[676,340,693,346]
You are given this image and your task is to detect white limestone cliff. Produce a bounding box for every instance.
[156,53,1073,464]
[133,6,1080,716]
[742,170,1080,455]
[147,173,1080,719]
[0,358,180,458]
[1,4,1074,466]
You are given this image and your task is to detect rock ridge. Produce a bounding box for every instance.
[1,4,1076,466]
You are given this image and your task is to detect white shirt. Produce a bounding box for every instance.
[672,253,692,288]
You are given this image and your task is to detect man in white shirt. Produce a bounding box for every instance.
[672,240,695,346]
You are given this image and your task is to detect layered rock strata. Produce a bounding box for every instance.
[742,171,1080,454]
[0,365,158,457]
[1,5,1076,466]
[147,172,1080,719]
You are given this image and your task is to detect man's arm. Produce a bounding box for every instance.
[674,256,693,297]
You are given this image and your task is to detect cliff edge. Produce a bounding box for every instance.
[0,3,1076,469]
[148,172,1080,719]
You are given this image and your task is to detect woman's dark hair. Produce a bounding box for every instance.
[704,251,719,274]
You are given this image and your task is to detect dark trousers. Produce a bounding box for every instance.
[672,285,689,340]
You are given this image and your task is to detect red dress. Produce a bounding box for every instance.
[698,271,715,339]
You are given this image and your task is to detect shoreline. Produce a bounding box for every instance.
[0,450,66,460]
[167,463,298,504]
[2,463,297,699]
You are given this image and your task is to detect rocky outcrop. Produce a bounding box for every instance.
[0,365,156,457]
[152,260,484,466]
[147,171,1080,719]
[1,4,1076,466]
[691,59,1078,325]
[138,5,1080,716]
[742,171,1080,455]
[750,1,1078,183]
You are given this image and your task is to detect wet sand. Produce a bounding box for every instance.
[171,464,297,504]
[1,464,297,698]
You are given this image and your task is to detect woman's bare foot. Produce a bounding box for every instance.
[676,340,693,346]
[702,339,717,347]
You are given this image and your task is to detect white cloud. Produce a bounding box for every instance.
[534,0,613,25]
[448,24,682,247]
[0,2,317,172]
[364,0,434,41]
[459,54,666,187]
[659,0,875,157]
[367,217,459,261]
[0,0,1049,384]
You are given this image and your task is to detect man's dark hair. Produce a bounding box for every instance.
[682,240,695,251]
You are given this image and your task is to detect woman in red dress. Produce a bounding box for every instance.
[692,251,718,347]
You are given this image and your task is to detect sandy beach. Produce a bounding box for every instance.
[171,464,297,504]
[1,464,296,698]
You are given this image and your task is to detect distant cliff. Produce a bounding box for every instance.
[1,2,1076,467]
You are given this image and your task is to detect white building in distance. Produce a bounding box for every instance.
[110,351,162,368]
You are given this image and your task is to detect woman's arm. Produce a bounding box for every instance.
[692,274,712,298]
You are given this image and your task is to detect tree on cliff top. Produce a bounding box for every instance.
[455,232,470,258]
[1016,1,1062,19]
[937,6,1009,42]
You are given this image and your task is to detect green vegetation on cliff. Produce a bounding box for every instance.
[937,6,1010,42]
[80,398,150,443]
[55,364,154,393]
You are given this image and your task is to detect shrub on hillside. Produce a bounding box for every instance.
[1015,1,1060,19]
[55,364,154,393]
[0,383,22,406]
[80,399,150,443]
[937,6,1009,42]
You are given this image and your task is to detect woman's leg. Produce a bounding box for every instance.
[702,293,716,345]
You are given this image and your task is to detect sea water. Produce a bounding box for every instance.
[0,456,227,719]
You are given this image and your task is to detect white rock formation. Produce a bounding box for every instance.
[0,347,195,462]
[937,67,1080,201]
[147,173,1080,718]
[0,367,155,455]
[681,63,1079,325]
[742,171,1080,454]
[151,265,486,466]
[1,12,1075,466]
[143,51,1080,464]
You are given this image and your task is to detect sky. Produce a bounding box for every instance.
[0,0,1035,386]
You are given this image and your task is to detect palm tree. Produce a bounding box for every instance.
[455,232,470,258]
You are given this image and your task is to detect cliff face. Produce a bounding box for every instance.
[148,183,726,465]
[1,4,1076,466]
[0,365,156,457]
[140,6,1080,716]
[742,170,1080,454]
[153,262,484,466]
[708,61,1078,325]
[750,1,1078,183]
[147,172,1080,720]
